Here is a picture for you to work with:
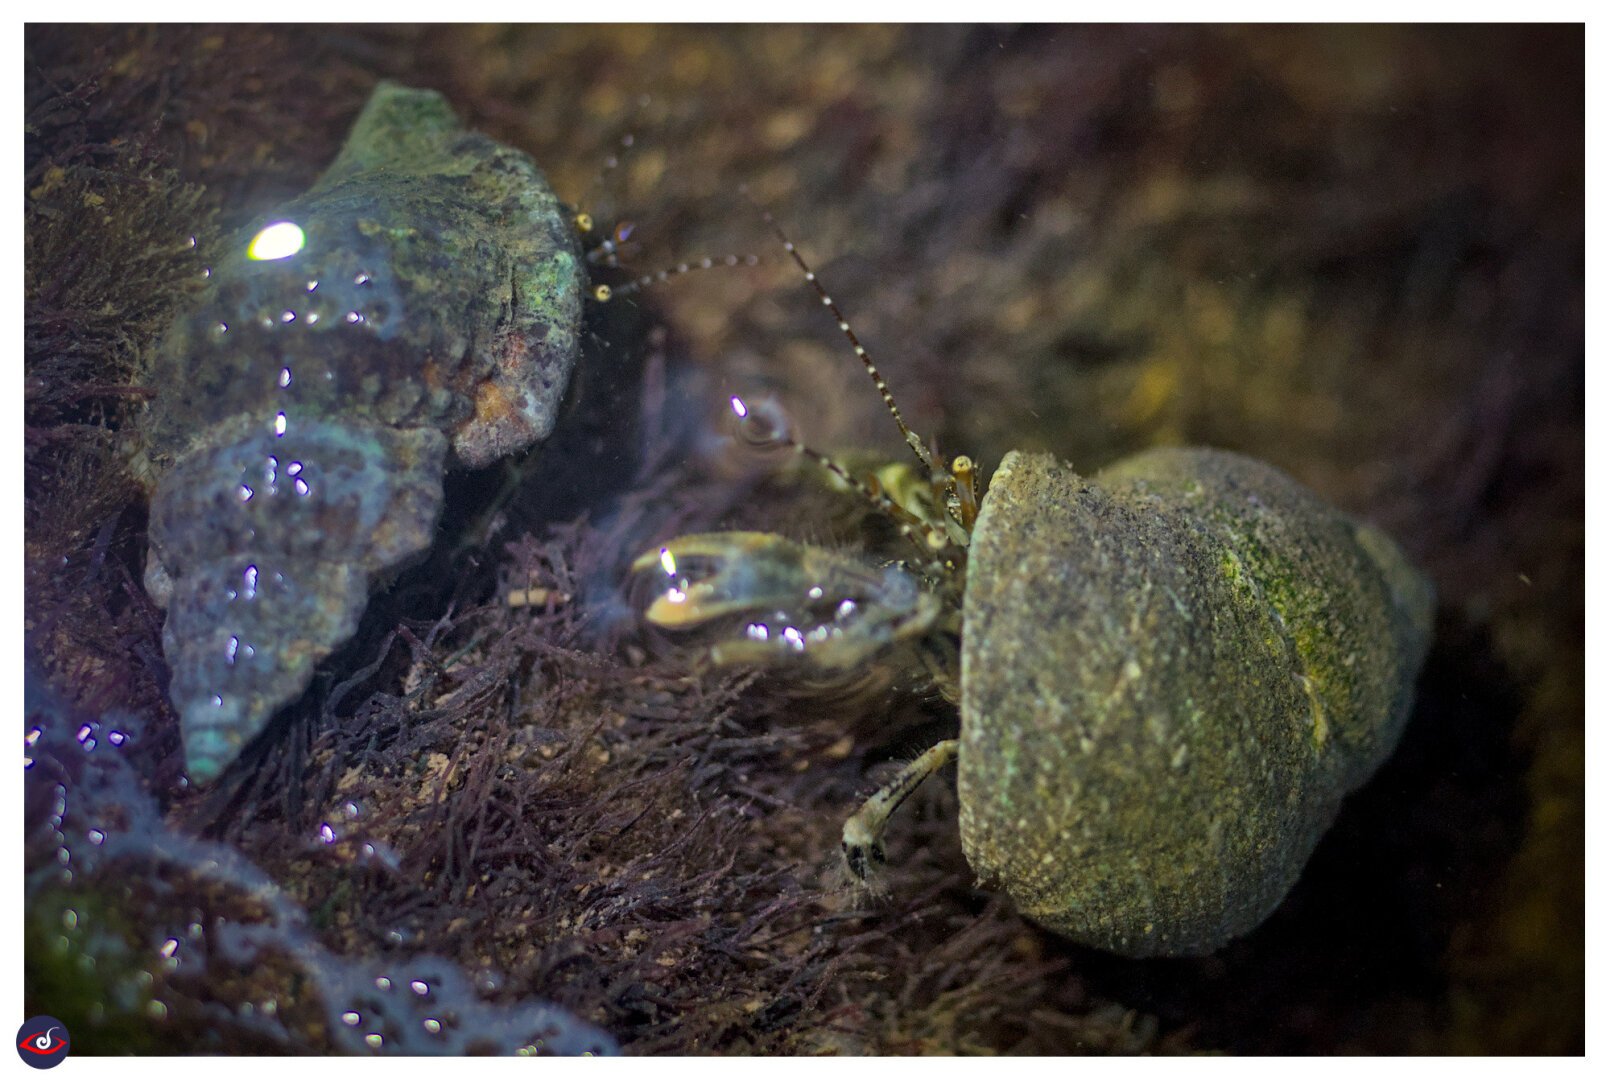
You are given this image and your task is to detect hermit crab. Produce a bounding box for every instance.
[634,214,1435,958]
[138,82,586,785]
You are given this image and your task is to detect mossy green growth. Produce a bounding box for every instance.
[25,886,165,1054]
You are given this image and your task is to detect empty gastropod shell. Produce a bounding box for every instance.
[139,82,586,784]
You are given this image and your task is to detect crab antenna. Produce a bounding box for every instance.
[573,131,637,231]
[744,192,935,473]
[596,254,761,302]
[729,395,952,578]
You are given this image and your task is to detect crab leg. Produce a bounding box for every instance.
[841,738,959,882]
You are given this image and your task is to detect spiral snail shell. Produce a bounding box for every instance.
[140,82,586,784]
[954,446,1433,956]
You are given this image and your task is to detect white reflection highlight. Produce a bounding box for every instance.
[247,221,305,261]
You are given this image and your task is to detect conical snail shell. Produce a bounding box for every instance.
[141,82,586,784]
[958,448,1434,957]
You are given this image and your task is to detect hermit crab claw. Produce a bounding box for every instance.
[631,531,940,669]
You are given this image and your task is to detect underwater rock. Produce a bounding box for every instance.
[23,673,618,1055]
[139,82,586,784]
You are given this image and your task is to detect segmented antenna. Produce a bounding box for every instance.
[573,131,637,235]
[729,395,952,580]
[742,190,935,473]
[598,254,761,301]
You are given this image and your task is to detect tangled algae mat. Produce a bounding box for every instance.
[24,25,1582,1054]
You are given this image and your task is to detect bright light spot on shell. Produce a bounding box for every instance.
[274,412,287,437]
[783,626,806,651]
[423,1018,442,1034]
[659,548,677,577]
[365,1034,383,1050]
[375,976,392,991]
[410,980,429,996]
[319,823,336,844]
[238,484,254,502]
[341,1011,361,1026]
[247,221,306,261]
[280,367,292,387]
[664,587,686,604]
[730,396,748,419]
[746,623,769,641]
[160,938,179,958]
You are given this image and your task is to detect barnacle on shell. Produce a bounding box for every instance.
[140,82,586,784]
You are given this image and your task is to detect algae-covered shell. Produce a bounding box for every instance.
[957,447,1434,957]
[141,82,586,784]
